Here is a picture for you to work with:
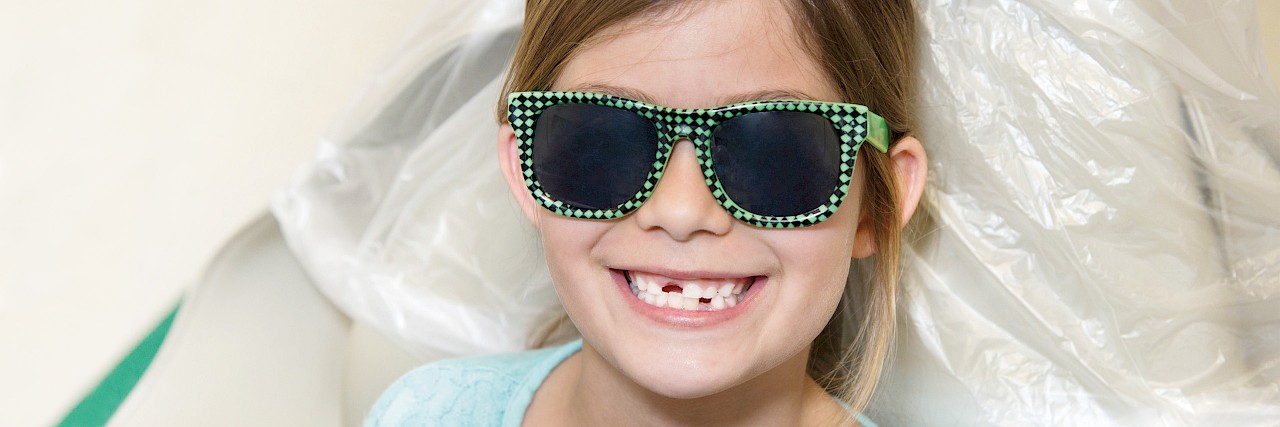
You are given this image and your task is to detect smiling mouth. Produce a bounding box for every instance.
[622,270,756,311]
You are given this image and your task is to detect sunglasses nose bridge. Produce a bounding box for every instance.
[635,133,733,240]
[671,123,694,139]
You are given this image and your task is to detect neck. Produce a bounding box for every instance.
[534,341,845,427]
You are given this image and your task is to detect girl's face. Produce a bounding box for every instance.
[502,0,874,399]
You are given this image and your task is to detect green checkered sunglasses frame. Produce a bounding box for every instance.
[507,91,890,228]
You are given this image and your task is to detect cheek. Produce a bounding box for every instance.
[537,214,613,302]
[783,238,853,305]
[540,213,603,256]
[768,205,861,305]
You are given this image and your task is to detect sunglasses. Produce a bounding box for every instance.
[507,91,889,228]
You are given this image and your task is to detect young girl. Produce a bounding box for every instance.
[368,0,926,425]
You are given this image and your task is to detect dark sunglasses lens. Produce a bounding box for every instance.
[711,111,841,217]
[532,103,659,211]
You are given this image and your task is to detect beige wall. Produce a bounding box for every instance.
[0,1,430,425]
[1264,1,1280,86]
[0,2,1277,426]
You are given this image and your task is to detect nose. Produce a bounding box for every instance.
[632,139,734,241]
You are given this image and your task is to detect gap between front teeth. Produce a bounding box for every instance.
[627,272,749,311]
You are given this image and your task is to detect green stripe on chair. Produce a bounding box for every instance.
[58,302,181,427]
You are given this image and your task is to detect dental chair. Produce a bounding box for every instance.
[79,0,1280,425]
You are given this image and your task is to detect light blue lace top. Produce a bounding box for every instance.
[365,339,876,426]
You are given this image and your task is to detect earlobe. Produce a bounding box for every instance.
[851,225,877,259]
[497,124,542,228]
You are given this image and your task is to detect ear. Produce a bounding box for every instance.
[851,136,928,259]
[498,123,542,229]
[890,136,928,227]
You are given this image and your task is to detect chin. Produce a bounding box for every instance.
[634,373,739,400]
[615,349,756,400]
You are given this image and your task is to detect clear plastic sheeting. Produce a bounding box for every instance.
[272,0,556,360]
[874,0,1280,424]
[271,0,1280,424]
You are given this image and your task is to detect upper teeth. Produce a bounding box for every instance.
[628,271,750,311]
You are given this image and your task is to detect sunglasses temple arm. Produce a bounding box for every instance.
[866,112,891,153]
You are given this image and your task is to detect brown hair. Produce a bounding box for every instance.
[499,0,918,419]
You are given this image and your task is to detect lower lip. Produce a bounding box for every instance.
[609,269,762,329]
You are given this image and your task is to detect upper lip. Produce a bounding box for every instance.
[611,266,761,281]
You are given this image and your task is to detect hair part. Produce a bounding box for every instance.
[500,0,918,420]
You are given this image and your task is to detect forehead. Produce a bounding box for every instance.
[551,0,839,109]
